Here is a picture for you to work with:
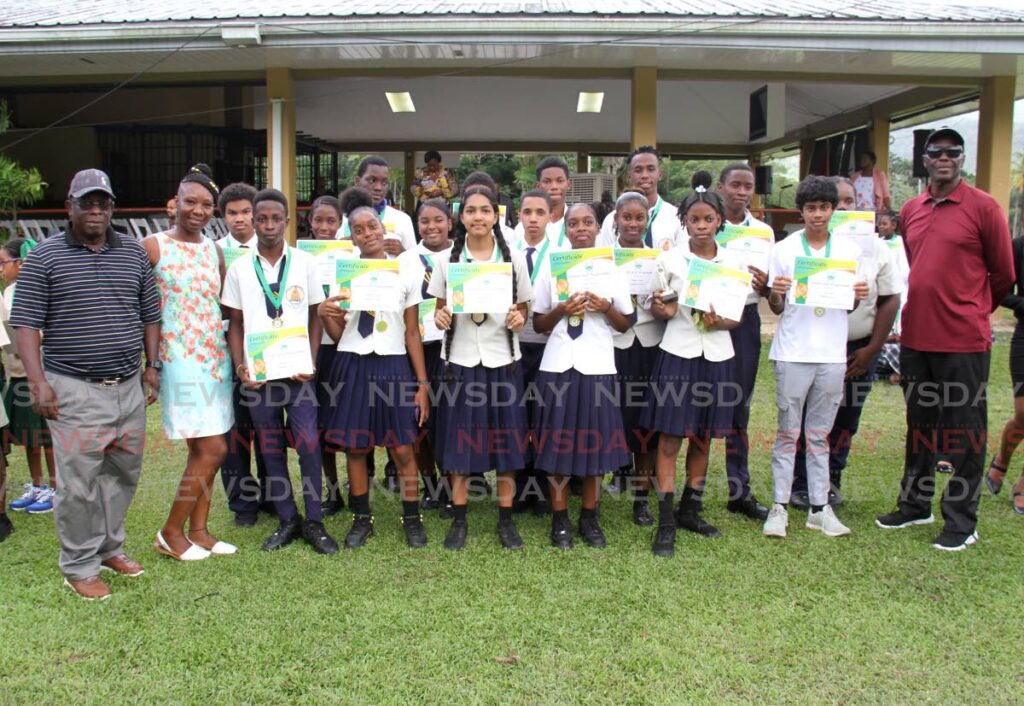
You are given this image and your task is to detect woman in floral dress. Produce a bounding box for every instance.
[144,164,235,560]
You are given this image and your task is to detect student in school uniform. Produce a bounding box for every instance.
[431,185,533,551]
[453,171,518,245]
[762,176,868,540]
[790,178,901,509]
[221,188,339,555]
[876,210,909,385]
[397,197,454,513]
[642,172,745,558]
[215,182,272,527]
[511,189,562,516]
[513,157,572,250]
[716,162,772,521]
[305,195,349,517]
[336,157,417,255]
[319,188,431,548]
[533,202,633,548]
[597,146,683,252]
[0,291,13,542]
[145,164,236,561]
[607,191,663,526]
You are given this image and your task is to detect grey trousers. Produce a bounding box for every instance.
[771,361,845,507]
[46,371,146,580]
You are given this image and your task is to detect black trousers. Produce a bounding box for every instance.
[897,347,989,536]
[220,378,271,515]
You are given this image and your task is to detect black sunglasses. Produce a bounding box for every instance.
[925,146,964,159]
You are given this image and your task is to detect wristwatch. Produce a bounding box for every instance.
[145,359,163,371]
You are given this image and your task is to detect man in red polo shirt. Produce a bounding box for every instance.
[876,127,1013,551]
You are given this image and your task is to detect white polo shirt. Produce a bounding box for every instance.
[426,242,533,368]
[847,237,902,341]
[338,205,417,252]
[597,196,683,252]
[336,256,423,356]
[649,247,739,363]
[768,230,861,364]
[611,239,666,350]
[217,232,257,249]
[533,265,632,375]
[221,245,325,352]
[514,233,559,345]
[513,215,568,251]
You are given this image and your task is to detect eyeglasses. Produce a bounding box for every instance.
[0,258,20,266]
[73,196,113,210]
[924,146,964,159]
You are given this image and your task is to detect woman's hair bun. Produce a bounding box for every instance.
[691,170,713,191]
[338,187,377,218]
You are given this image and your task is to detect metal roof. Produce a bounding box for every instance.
[2,0,1023,27]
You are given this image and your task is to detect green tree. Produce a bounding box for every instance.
[0,101,46,225]
[1011,150,1024,237]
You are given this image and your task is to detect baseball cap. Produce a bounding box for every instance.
[925,127,965,148]
[67,169,116,199]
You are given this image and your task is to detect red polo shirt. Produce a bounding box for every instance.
[900,179,1013,353]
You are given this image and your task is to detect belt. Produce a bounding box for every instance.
[77,373,135,386]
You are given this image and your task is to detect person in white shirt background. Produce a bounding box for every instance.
[431,185,533,551]
[513,156,572,250]
[762,176,868,541]
[597,145,683,252]
[643,172,745,558]
[318,188,431,550]
[336,156,417,255]
[532,202,634,550]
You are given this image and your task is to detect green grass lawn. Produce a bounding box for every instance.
[2,336,1023,705]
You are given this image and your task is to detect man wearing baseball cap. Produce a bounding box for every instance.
[10,169,162,599]
[875,127,1013,551]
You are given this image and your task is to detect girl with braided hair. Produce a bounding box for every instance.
[429,185,533,551]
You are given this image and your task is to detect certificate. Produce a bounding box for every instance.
[335,259,402,312]
[791,256,858,310]
[548,247,615,303]
[829,211,876,261]
[245,326,313,382]
[221,246,250,271]
[682,258,753,322]
[715,224,773,273]
[614,248,660,295]
[418,299,443,342]
[297,240,354,293]
[447,262,513,314]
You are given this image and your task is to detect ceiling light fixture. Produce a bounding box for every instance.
[386,92,416,113]
[577,92,604,113]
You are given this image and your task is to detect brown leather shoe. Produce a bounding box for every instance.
[64,576,112,601]
[101,554,145,577]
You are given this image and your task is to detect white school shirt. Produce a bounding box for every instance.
[533,264,632,375]
[221,246,325,355]
[847,237,902,341]
[884,235,910,293]
[767,230,861,364]
[397,242,453,342]
[217,232,258,249]
[336,256,423,356]
[649,247,739,363]
[3,284,25,379]
[426,242,533,368]
[337,205,417,252]
[514,233,561,345]
[597,196,683,252]
[513,215,568,251]
[611,238,667,350]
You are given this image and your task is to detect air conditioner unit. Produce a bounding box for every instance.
[568,173,616,204]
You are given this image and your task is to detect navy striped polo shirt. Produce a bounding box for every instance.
[10,227,162,379]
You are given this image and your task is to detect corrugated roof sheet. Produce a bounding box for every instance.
[1,0,1022,26]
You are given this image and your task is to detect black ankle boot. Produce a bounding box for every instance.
[675,487,722,538]
[632,497,654,526]
[402,513,428,548]
[344,514,374,549]
[652,493,676,557]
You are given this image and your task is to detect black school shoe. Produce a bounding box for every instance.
[344,514,375,549]
[444,520,467,550]
[420,487,440,511]
[261,516,303,551]
[402,514,428,549]
[725,495,769,521]
[633,498,654,526]
[497,518,524,550]
[234,512,258,528]
[550,513,573,550]
[0,514,13,543]
[578,515,607,549]
[651,523,676,558]
[321,496,345,517]
[303,520,340,555]
[675,489,722,538]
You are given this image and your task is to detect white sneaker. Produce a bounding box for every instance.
[806,505,851,537]
[763,503,788,538]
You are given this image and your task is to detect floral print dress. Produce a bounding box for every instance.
[154,233,234,439]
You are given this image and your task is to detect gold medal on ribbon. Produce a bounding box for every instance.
[568,315,582,328]
[376,320,388,333]
[471,313,486,324]
[272,317,284,328]
[814,307,826,318]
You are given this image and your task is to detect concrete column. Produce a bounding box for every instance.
[631,67,658,149]
[976,75,1016,213]
[266,68,297,243]
[404,150,416,216]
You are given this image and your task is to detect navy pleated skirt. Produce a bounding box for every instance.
[434,362,528,474]
[321,351,422,451]
[315,344,338,412]
[615,339,661,455]
[533,369,631,477]
[641,351,738,439]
